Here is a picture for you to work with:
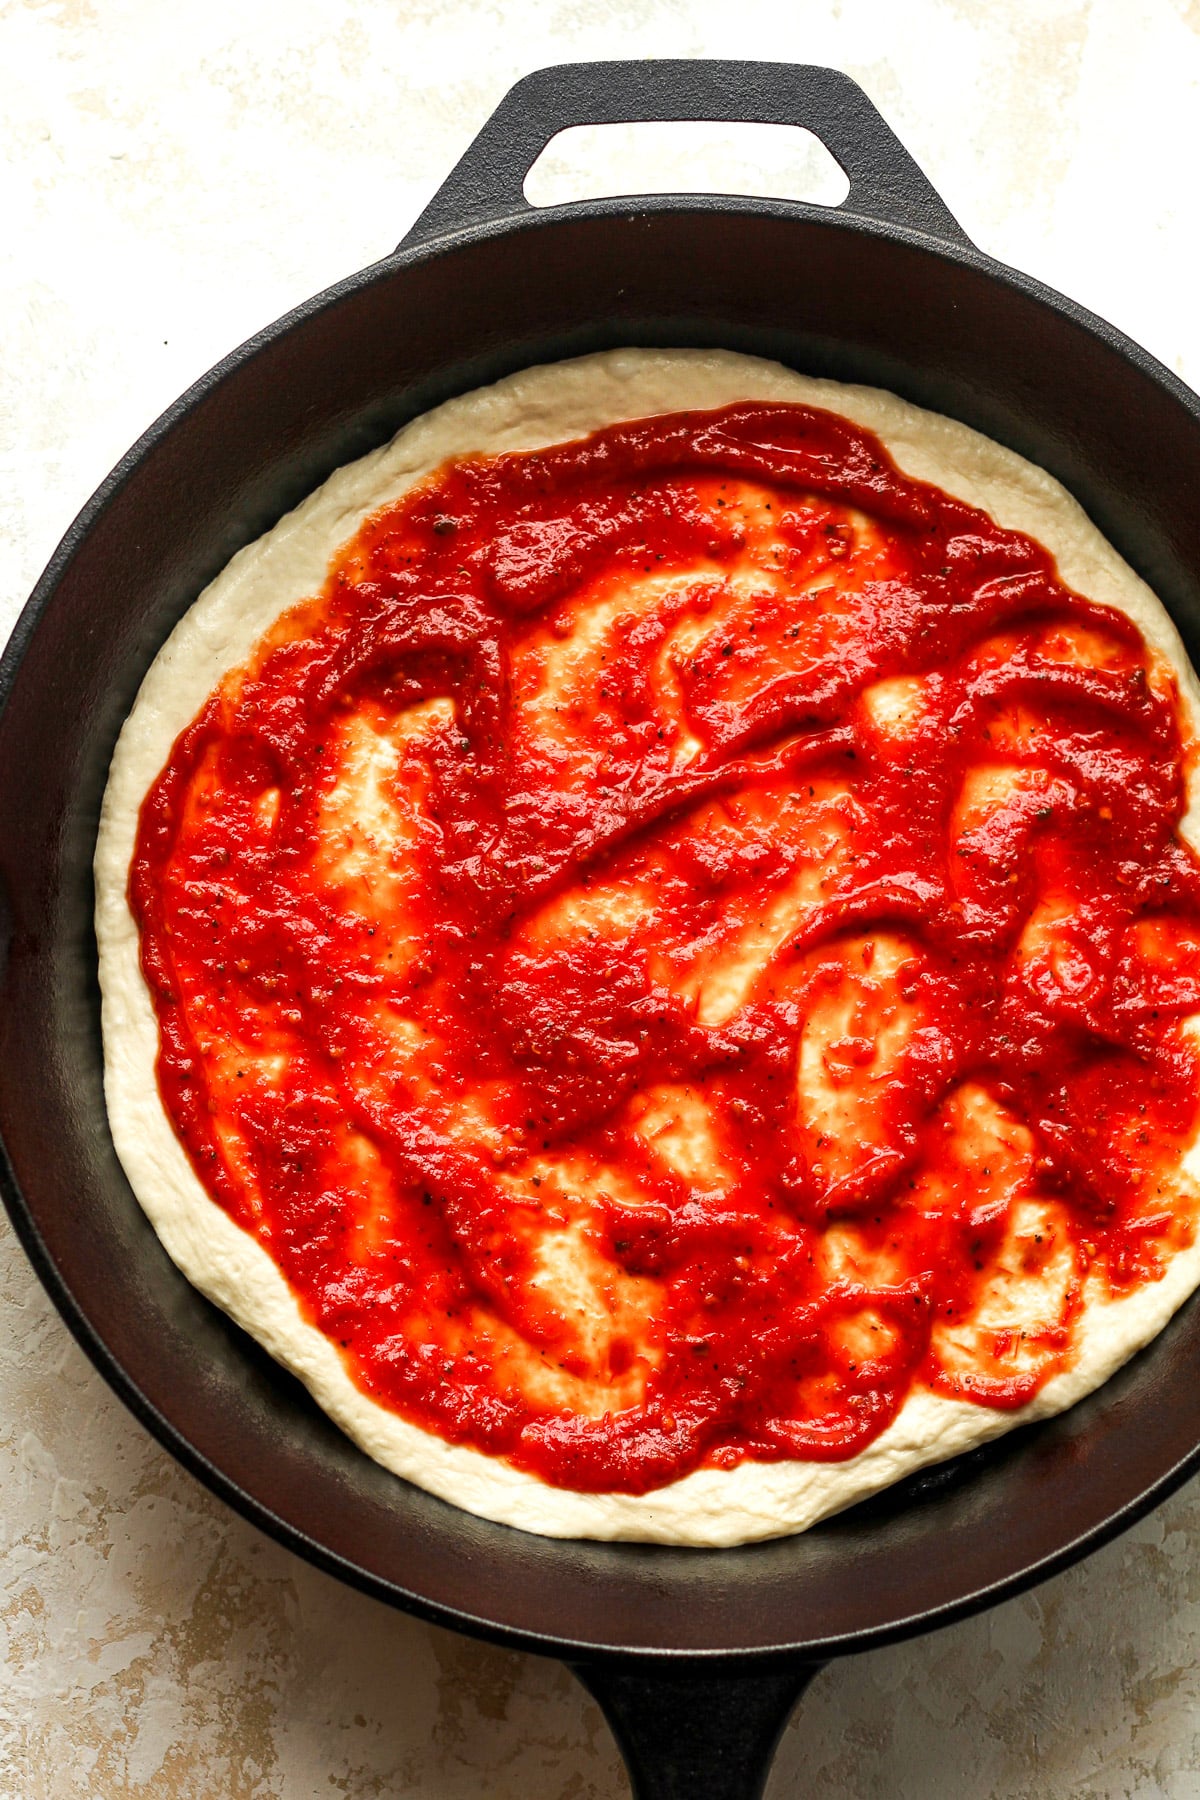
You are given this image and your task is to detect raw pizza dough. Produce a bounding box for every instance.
[95,348,1200,1546]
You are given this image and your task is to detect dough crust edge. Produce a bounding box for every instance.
[94,346,1200,1546]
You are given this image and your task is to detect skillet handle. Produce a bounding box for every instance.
[400,60,967,251]
[570,1657,824,1800]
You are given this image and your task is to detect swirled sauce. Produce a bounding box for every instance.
[130,402,1200,1493]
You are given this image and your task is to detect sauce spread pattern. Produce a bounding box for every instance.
[131,403,1200,1494]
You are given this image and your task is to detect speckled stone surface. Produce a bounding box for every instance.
[5,2,1200,1794]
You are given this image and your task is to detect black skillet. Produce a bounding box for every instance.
[4,59,1200,1800]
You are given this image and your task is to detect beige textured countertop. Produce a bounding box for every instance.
[5,1,1200,1793]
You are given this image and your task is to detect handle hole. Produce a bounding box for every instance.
[523,120,850,210]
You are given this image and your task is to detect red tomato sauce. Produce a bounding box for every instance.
[130,401,1200,1494]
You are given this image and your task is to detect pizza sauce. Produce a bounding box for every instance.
[130,401,1200,1494]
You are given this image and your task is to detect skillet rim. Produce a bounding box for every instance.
[5,191,1200,1665]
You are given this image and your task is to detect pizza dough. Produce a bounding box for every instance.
[94,349,1200,1545]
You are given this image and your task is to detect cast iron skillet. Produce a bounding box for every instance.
[4,58,1200,1800]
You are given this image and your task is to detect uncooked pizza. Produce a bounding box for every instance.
[95,350,1200,1545]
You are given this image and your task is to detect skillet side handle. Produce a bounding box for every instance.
[399,60,969,252]
[571,1657,824,1800]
